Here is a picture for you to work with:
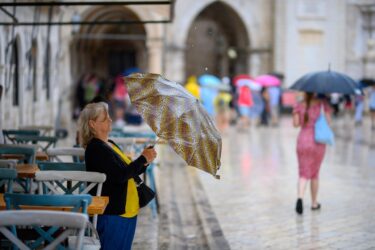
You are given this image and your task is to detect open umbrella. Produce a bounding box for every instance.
[198,74,221,116]
[359,78,375,88]
[124,73,222,178]
[290,70,361,94]
[233,74,262,91]
[254,75,281,87]
[198,74,221,87]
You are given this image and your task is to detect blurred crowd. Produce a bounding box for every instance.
[72,69,142,128]
[184,73,283,133]
[72,71,375,133]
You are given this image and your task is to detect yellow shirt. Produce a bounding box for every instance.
[111,145,139,218]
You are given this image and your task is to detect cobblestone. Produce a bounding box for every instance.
[134,116,375,249]
[197,117,375,249]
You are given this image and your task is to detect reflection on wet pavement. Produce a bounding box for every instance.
[198,116,375,249]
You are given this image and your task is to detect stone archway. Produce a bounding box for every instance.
[70,6,148,82]
[185,1,250,79]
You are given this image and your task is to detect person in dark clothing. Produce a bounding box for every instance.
[259,87,269,126]
[78,102,157,250]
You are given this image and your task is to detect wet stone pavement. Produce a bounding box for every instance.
[134,116,375,249]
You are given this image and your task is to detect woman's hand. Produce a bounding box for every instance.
[141,147,157,164]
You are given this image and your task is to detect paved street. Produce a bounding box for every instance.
[135,115,375,249]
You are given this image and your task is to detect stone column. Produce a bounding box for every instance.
[147,39,163,74]
[164,43,186,83]
[364,39,375,78]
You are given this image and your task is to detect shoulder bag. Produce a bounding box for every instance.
[314,104,334,145]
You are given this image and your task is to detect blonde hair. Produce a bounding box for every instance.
[78,102,109,148]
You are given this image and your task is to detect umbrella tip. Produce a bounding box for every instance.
[328,63,331,72]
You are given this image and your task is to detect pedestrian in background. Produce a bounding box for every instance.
[184,75,200,100]
[214,89,232,133]
[79,102,157,249]
[369,86,375,130]
[292,92,331,214]
[237,84,253,130]
[268,86,281,126]
[329,93,341,117]
[354,94,365,126]
[259,87,269,126]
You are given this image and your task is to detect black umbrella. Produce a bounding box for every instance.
[359,78,375,87]
[290,70,361,94]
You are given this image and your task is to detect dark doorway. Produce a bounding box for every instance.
[185,2,250,79]
[108,50,136,77]
[10,40,19,106]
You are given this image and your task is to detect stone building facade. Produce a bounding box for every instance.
[0,0,374,132]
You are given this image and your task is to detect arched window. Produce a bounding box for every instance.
[43,41,51,100]
[31,40,38,102]
[10,40,19,106]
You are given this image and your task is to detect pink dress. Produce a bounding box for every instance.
[293,101,331,179]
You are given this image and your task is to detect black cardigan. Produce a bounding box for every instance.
[85,137,148,215]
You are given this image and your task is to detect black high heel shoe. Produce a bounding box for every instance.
[296,198,303,214]
[311,203,321,210]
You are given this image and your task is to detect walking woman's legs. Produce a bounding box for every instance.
[296,177,308,214]
[298,177,308,199]
[311,178,319,207]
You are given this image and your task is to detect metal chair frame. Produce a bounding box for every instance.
[0,168,17,193]
[46,147,84,163]
[35,171,106,228]
[0,210,88,250]
[4,193,92,249]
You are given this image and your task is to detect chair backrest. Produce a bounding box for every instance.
[0,146,36,164]
[0,210,87,250]
[35,171,106,196]
[13,135,58,152]
[38,162,86,171]
[4,193,92,214]
[0,159,17,168]
[46,147,85,162]
[2,129,40,144]
[0,168,17,193]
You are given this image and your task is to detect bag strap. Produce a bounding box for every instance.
[133,175,143,186]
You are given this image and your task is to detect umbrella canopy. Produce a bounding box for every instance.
[233,74,252,85]
[124,73,222,178]
[359,78,375,88]
[290,70,361,94]
[233,74,262,91]
[198,74,221,116]
[254,75,281,87]
[198,74,221,87]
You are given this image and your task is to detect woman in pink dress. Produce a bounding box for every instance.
[293,92,331,214]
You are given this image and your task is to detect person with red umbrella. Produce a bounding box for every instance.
[234,76,254,130]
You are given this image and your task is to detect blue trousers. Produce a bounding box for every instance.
[97,215,137,250]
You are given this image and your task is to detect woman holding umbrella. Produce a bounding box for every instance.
[78,102,157,249]
[290,69,361,214]
[293,92,331,214]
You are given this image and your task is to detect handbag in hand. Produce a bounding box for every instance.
[314,104,334,145]
[134,176,155,208]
